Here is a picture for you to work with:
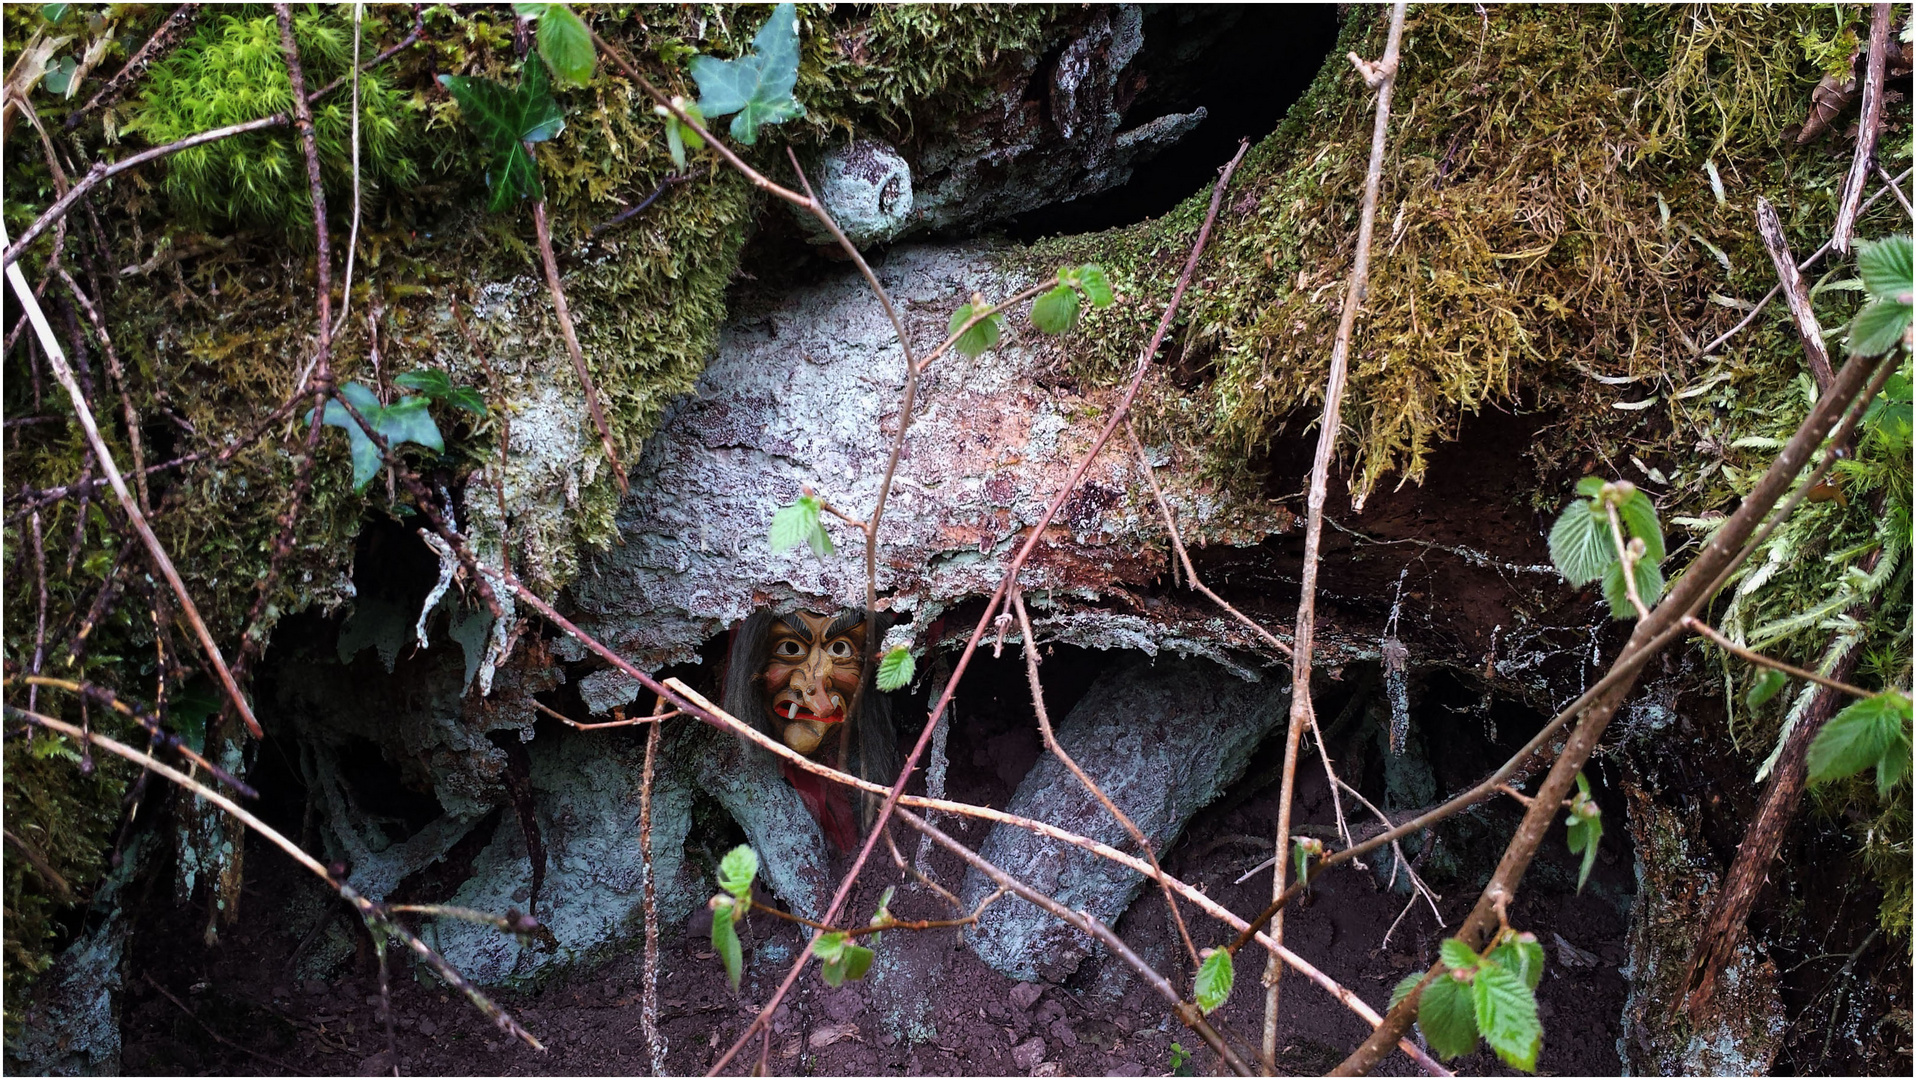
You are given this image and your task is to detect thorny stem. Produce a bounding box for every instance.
[1266,5,1405,1069]
[4,220,263,739]
[532,198,627,495]
[7,707,544,1051]
[1682,616,1878,701]
[895,808,1256,1077]
[1010,587,1202,974]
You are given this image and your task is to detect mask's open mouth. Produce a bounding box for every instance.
[773,700,845,725]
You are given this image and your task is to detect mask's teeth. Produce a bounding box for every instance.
[786,701,799,720]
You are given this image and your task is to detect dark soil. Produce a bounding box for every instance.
[121,641,1635,1078]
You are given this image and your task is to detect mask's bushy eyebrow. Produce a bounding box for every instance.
[776,613,814,637]
[825,611,865,638]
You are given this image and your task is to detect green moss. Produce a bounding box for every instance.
[125,5,420,235]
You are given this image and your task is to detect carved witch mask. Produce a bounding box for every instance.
[761,611,867,756]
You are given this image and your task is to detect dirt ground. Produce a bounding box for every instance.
[121,650,1634,1078]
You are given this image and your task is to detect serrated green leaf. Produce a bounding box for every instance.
[1195,950,1234,1014]
[689,2,805,145]
[770,495,822,554]
[1575,475,1607,498]
[948,303,1001,357]
[1416,973,1480,1060]
[1600,554,1664,619]
[1472,961,1541,1071]
[820,940,874,987]
[1487,933,1547,991]
[1863,372,1912,437]
[718,844,758,905]
[712,901,743,990]
[1847,298,1912,357]
[1030,284,1080,334]
[1746,669,1789,709]
[813,930,847,964]
[876,646,914,692]
[534,3,595,87]
[1292,838,1312,886]
[1856,235,1912,299]
[1549,500,1613,587]
[1439,937,1480,974]
[1390,972,1425,1013]
[1079,264,1114,307]
[1617,488,1664,564]
[1808,692,1910,788]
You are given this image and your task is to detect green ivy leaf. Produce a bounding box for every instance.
[1416,972,1481,1060]
[689,2,805,145]
[1807,691,1913,795]
[1616,487,1665,564]
[1856,234,1912,299]
[1439,937,1480,974]
[1031,284,1081,334]
[717,844,759,903]
[1548,500,1611,587]
[876,646,914,692]
[311,382,446,492]
[948,302,1001,357]
[1471,960,1542,1071]
[711,897,743,990]
[1600,554,1664,619]
[395,369,489,416]
[439,58,564,212]
[1746,669,1789,709]
[1862,372,1912,438]
[531,3,595,87]
[42,4,70,23]
[1848,297,1913,357]
[1487,933,1547,991]
[1195,949,1234,1015]
[769,494,832,557]
[1078,264,1114,308]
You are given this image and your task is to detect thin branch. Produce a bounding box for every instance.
[1267,6,1406,1067]
[65,5,205,130]
[5,9,425,269]
[1682,616,1877,700]
[639,710,669,1076]
[1700,166,1912,355]
[531,198,627,494]
[4,221,262,739]
[1330,300,1899,1078]
[5,674,256,795]
[894,808,1254,1077]
[1832,4,1893,253]
[1877,165,1915,221]
[1755,197,1834,390]
[8,706,545,1052]
[1010,587,1202,973]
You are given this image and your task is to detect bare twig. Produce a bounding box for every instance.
[55,268,148,514]
[6,9,424,269]
[1877,164,1915,221]
[1700,166,1911,355]
[4,221,262,739]
[1010,587,1202,973]
[1832,4,1893,253]
[639,709,668,1076]
[1683,616,1875,700]
[1330,324,1897,1077]
[65,5,204,130]
[895,808,1255,1076]
[5,674,256,795]
[1266,6,1406,1067]
[28,510,48,712]
[9,707,544,1052]
[531,198,627,495]
[1755,196,1834,389]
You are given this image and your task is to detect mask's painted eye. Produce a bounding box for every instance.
[828,639,854,658]
[775,639,805,658]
